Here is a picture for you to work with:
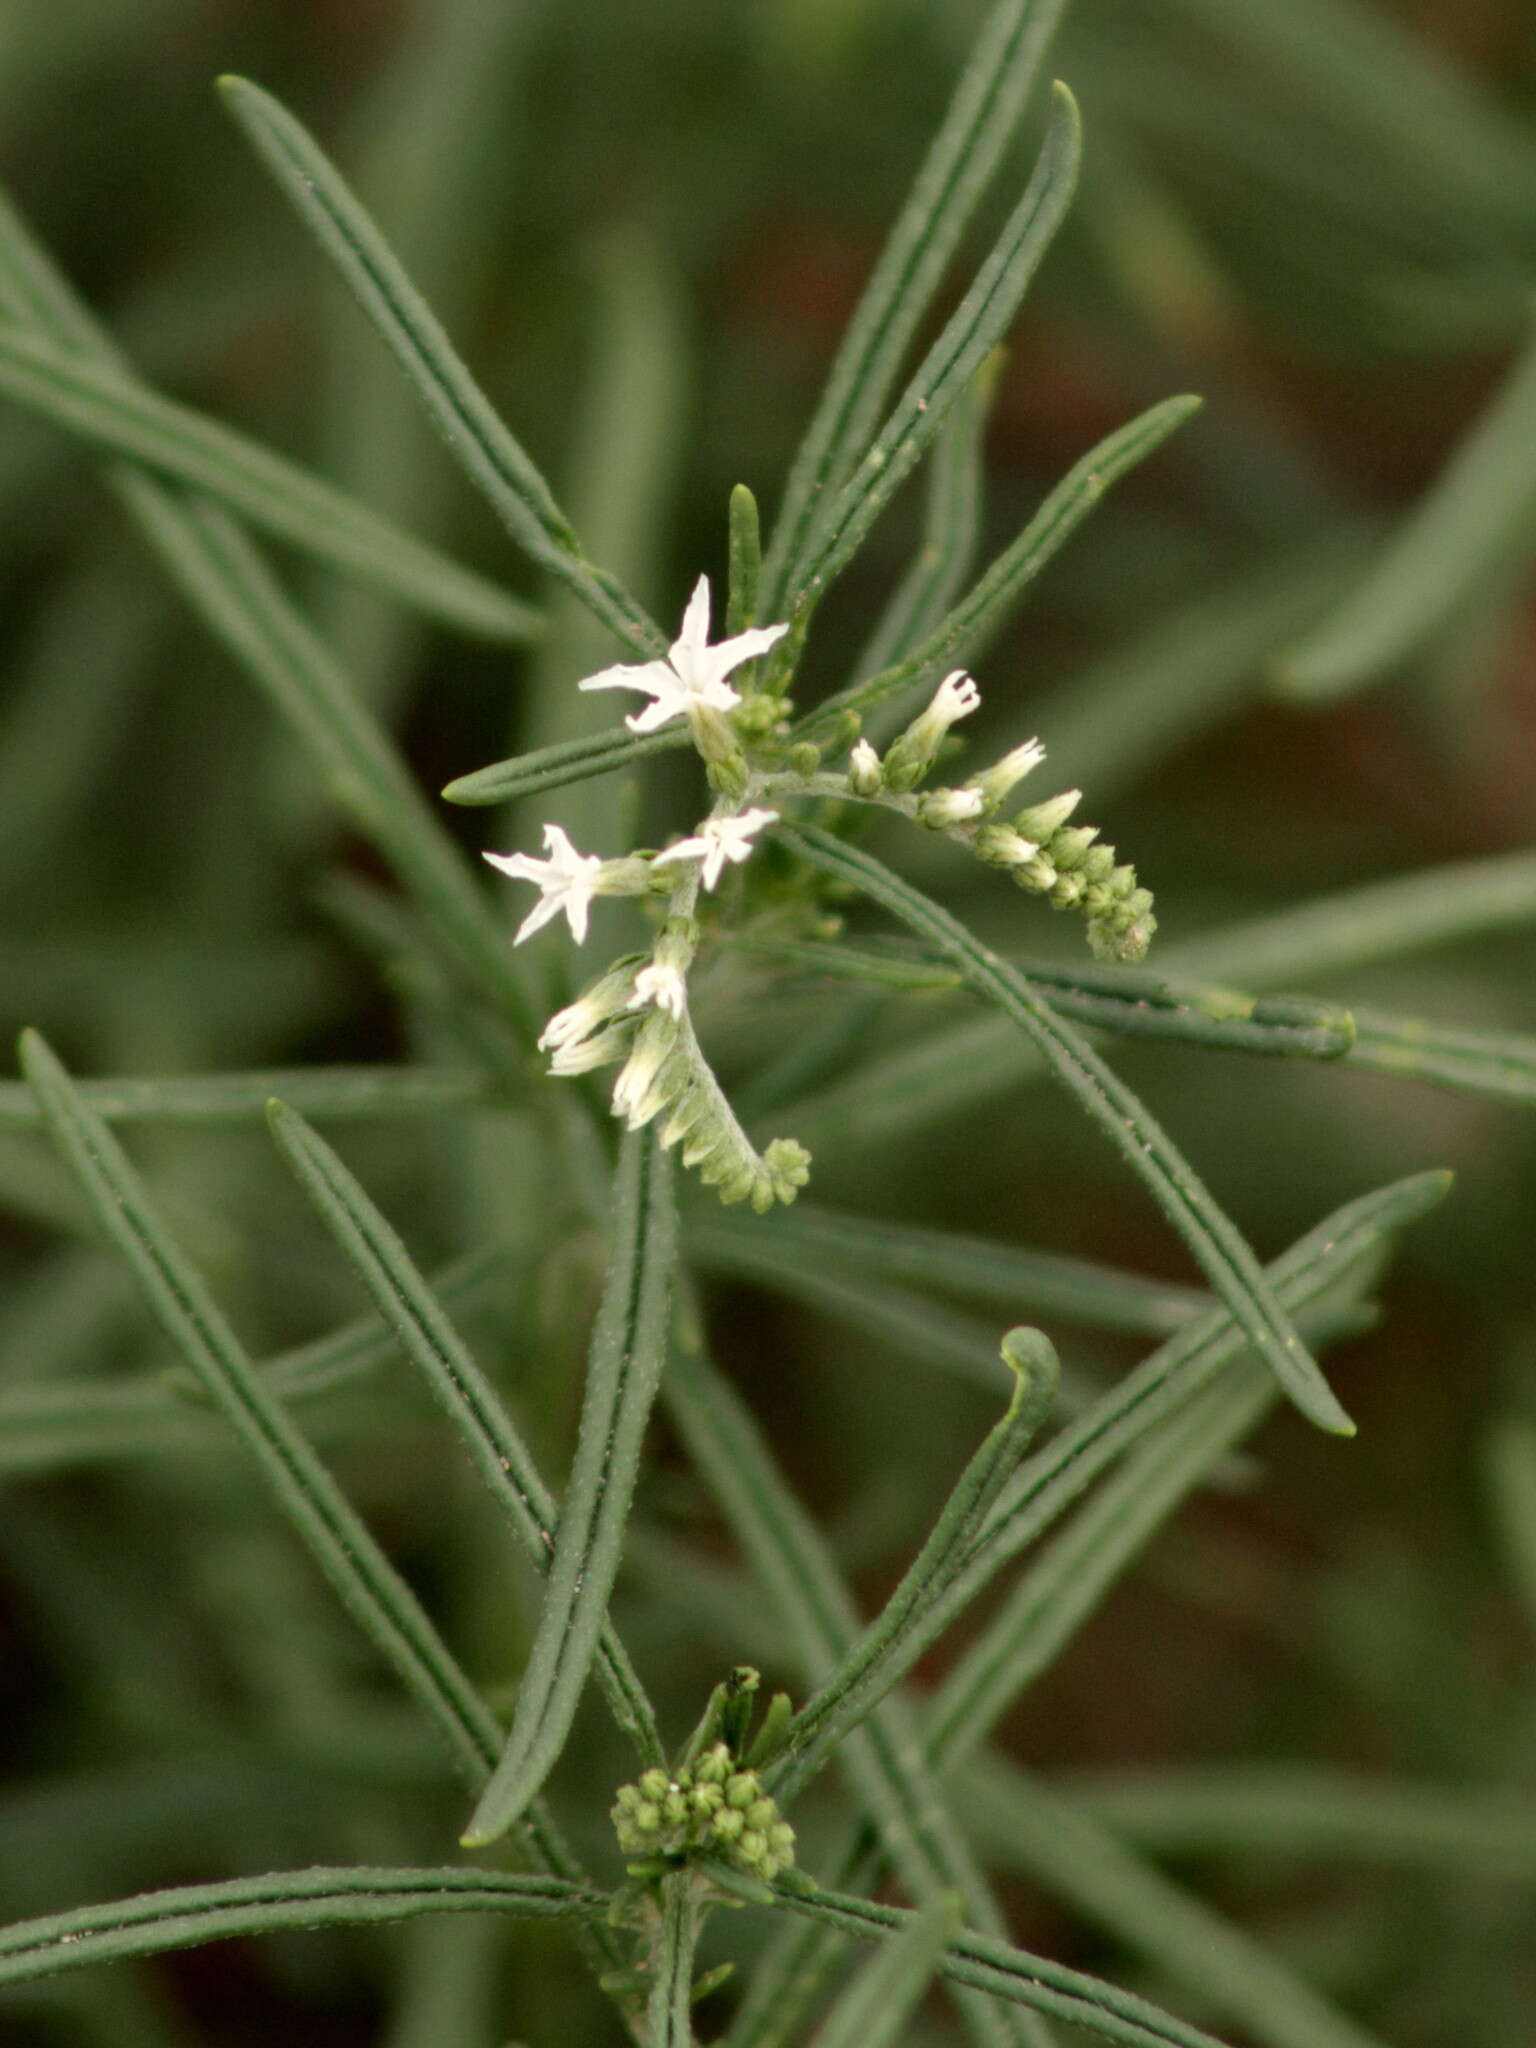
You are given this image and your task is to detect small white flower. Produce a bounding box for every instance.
[653,807,778,892]
[629,960,688,1018]
[930,671,982,728]
[483,824,606,945]
[577,575,789,735]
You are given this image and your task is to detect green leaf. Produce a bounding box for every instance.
[772,1329,1058,1799]
[758,1879,1235,2048]
[1344,1005,1536,1108]
[462,1132,676,1845]
[925,1365,1275,1776]
[0,1065,489,1130]
[17,1030,504,1788]
[218,75,665,659]
[697,1203,1209,1338]
[0,182,534,1041]
[665,1317,1047,2048]
[781,85,1081,622]
[811,1891,962,2048]
[266,1100,663,1767]
[441,724,690,807]
[0,1866,606,1990]
[763,0,1069,609]
[784,823,1355,1436]
[957,1765,1392,2048]
[0,322,543,642]
[1277,312,1536,700]
[741,1173,1446,1794]
[798,393,1201,740]
[727,482,763,636]
[851,355,996,684]
[1064,1764,1536,1881]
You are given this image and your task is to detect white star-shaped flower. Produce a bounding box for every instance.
[577,576,789,734]
[653,807,778,892]
[483,824,605,945]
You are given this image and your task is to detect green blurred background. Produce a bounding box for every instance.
[1,0,1534,2041]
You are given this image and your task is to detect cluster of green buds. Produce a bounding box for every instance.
[843,670,1157,963]
[611,1745,797,1883]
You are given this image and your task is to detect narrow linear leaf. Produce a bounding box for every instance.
[754,935,1354,1061]
[0,1064,489,1130]
[784,824,1354,1436]
[799,393,1201,739]
[754,1173,1446,1796]
[16,1032,502,1785]
[727,482,762,636]
[1169,846,1536,989]
[1343,1004,1536,1107]
[267,1100,663,1766]
[700,1203,1207,1336]
[1064,1763,1536,1881]
[218,75,665,658]
[958,1764,1390,2048]
[764,0,1069,607]
[949,1173,1448,1641]
[1277,312,1536,700]
[648,1870,700,2048]
[785,85,1082,619]
[753,1879,1234,2048]
[666,1318,1049,2048]
[0,323,543,642]
[690,1224,1027,1391]
[776,1331,1058,1793]
[925,1366,1274,1778]
[463,1132,676,1845]
[783,849,1536,1149]
[0,183,533,1040]
[852,355,996,685]
[0,1866,606,1990]
[13,1030,628,1974]
[442,724,690,807]
[812,1891,962,2048]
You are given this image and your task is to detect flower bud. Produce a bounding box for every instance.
[1012,789,1081,841]
[846,738,883,795]
[882,671,981,790]
[973,825,1039,869]
[916,786,986,829]
[965,736,1044,813]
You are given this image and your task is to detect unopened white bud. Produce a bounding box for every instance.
[966,736,1045,813]
[847,739,883,796]
[917,786,986,828]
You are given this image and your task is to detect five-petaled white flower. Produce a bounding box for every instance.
[654,807,778,892]
[484,824,606,945]
[578,576,788,734]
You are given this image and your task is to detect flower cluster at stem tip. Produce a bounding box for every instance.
[612,1745,797,1883]
[480,569,1154,1208]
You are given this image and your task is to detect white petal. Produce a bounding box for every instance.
[564,889,592,944]
[482,849,544,882]
[653,834,711,868]
[513,894,564,945]
[577,658,679,699]
[626,693,687,734]
[675,574,712,656]
[700,620,788,690]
